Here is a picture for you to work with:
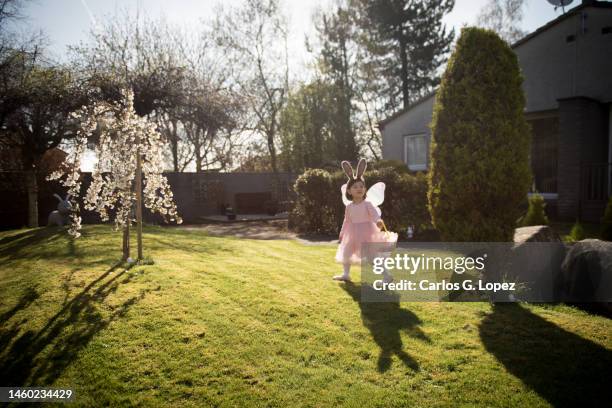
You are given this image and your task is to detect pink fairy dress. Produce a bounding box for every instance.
[335,198,398,265]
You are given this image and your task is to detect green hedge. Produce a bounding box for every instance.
[289,165,431,237]
[288,169,336,234]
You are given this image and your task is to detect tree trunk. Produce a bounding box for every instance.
[195,153,202,172]
[267,128,278,174]
[122,223,130,261]
[399,35,409,110]
[135,145,143,260]
[25,168,39,227]
[267,128,281,200]
[194,128,203,172]
[171,119,179,172]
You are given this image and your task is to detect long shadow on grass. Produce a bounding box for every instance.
[479,303,612,408]
[0,262,152,386]
[0,285,40,323]
[342,282,430,373]
[0,286,40,353]
[0,228,65,260]
[0,227,121,266]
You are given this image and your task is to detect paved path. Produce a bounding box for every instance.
[175,220,339,245]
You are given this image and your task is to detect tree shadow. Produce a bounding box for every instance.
[0,286,40,354]
[341,282,430,372]
[479,303,612,408]
[0,227,121,267]
[0,285,40,323]
[0,262,151,386]
[0,228,65,260]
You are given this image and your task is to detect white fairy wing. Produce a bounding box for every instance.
[365,182,385,207]
[340,183,351,206]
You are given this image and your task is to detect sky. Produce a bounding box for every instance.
[17,0,578,72]
[12,0,584,171]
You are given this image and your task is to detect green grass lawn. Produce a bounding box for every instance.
[0,226,611,407]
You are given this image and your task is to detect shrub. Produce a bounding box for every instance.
[428,27,532,242]
[289,169,335,234]
[292,164,431,238]
[569,220,586,242]
[520,193,549,226]
[365,167,431,238]
[330,169,350,232]
[601,196,612,241]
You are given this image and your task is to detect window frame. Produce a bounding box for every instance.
[403,133,428,171]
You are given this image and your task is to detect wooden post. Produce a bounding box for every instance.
[122,223,130,261]
[135,144,143,260]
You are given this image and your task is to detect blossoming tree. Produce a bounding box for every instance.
[49,89,182,260]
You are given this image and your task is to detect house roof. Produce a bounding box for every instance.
[377,92,435,129]
[511,0,612,48]
[378,0,612,129]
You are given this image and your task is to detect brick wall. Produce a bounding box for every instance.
[557,96,608,221]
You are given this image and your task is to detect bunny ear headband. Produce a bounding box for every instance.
[341,158,367,181]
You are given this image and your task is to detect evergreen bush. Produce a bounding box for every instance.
[428,27,532,241]
[520,193,549,226]
[569,220,586,242]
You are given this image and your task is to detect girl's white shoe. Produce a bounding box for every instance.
[332,274,351,281]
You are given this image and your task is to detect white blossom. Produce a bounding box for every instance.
[47,88,183,238]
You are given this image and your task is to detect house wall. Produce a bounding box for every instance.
[514,6,612,112]
[381,5,612,168]
[381,95,435,164]
[379,4,612,221]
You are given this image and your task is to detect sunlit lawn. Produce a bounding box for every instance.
[0,225,610,407]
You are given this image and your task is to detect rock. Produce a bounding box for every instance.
[559,240,612,308]
[514,225,562,243]
[510,225,567,301]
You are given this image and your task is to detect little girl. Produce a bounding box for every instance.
[333,159,398,281]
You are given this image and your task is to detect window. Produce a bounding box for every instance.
[404,134,427,171]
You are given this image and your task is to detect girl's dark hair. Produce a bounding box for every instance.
[345,177,367,201]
